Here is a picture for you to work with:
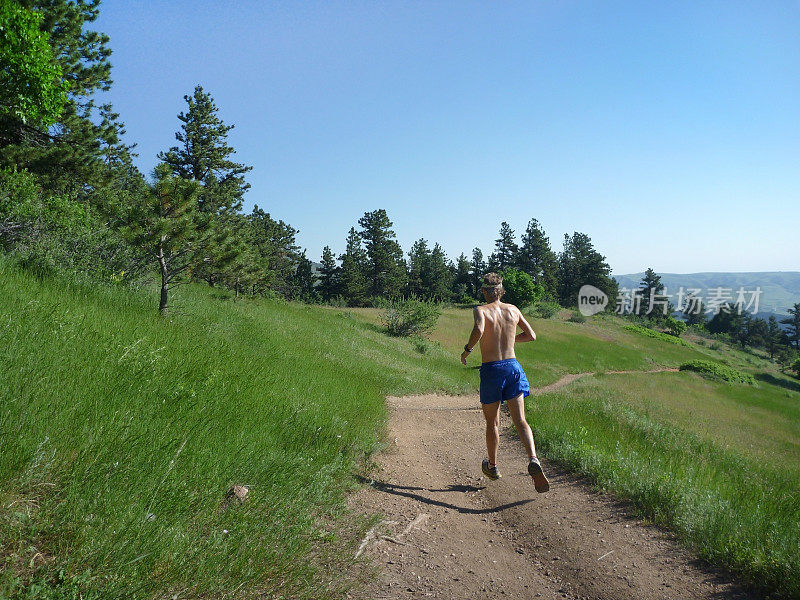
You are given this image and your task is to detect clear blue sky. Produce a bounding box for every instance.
[96,1,799,274]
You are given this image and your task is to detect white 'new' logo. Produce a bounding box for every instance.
[577,285,608,316]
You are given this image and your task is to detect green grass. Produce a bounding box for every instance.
[679,359,757,385]
[348,306,709,386]
[3,259,798,598]
[528,371,800,597]
[624,323,692,347]
[0,259,471,598]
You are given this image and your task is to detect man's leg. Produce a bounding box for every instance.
[508,394,550,492]
[481,400,501,466]
[506,394,537,459]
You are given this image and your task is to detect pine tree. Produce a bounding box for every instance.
[224,244,260,300]
[766,316,784,359]
[407,238,431,297]
[489,222,518,271]
[557,232,616,307]
[428,243,453,301]
[683,293,707,326]
[470,248,486,299]
[1,0,130,193]
[218,213,259,299]
[120,164,208,314]
[358,209,406,298]
[247,205,300,297]
[517,219,559,301]
[339,227,369,307]
[453,253,472,299]
[318,245,340,302]
[290,251,318,302]
[781,303,800,350]
[158,86,252,286]
[158,85,251,214]
[638,267,665,318]
[744,316,769,349]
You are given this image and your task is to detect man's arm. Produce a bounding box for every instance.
[515,309,536,343]
[461,307,484,364]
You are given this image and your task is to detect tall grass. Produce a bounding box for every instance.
[0,258,471,598]
[527,371,800,598]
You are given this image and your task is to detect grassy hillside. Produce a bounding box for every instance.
[530,372,799,595]
[2,258,798,598]
[0,259,471,599]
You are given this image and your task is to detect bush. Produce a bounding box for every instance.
[529,301,561,319]
[381,296,441,337]
[455,292,476,305]
[624,324,691,347]
[0,169,144,281]
[567,311,586,323]
[326,295,348,308]
[499,268,543,308]
[367,296,392,309]
[664,315,687,337]
[679,360,756,385]
[791,358,800,379]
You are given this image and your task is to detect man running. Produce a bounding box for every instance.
[460,272,550,493]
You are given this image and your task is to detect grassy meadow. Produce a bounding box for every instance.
[0,259,470,599]
[2,258,799,598]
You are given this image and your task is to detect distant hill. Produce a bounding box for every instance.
[613,272,800,317]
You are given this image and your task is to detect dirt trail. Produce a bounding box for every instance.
[350,369,758,600]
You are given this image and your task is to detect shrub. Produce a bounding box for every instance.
[0,169,143,281]
[367,296,392,309]
[326,295,348,308]
[455,292,476,305]
[791,358,800,379]
[624,324,691,347]
[381,296,441,337]
[567,311,586,323]
[529,301,561,319]
[499,268,543,308]
[679,360,756,385]
[664,315,687,337]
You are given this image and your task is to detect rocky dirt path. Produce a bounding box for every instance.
[349,369,759,600]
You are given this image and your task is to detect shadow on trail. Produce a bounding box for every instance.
[355,474,533,514]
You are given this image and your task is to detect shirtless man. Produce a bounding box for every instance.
[460,272,550,493]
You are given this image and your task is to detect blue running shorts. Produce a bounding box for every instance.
[479,358,531,405]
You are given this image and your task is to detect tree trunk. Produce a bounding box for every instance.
[157,241,169,315]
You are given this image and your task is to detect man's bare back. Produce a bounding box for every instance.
[461,300,536,365]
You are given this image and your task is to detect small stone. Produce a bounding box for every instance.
[225,484,249,504]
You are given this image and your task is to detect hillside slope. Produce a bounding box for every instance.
[0,259,471,598]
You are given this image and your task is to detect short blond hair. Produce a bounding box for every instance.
[481,272,504,301]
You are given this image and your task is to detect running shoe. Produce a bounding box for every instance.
[482,458,501,480]
[528,457,550,493]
